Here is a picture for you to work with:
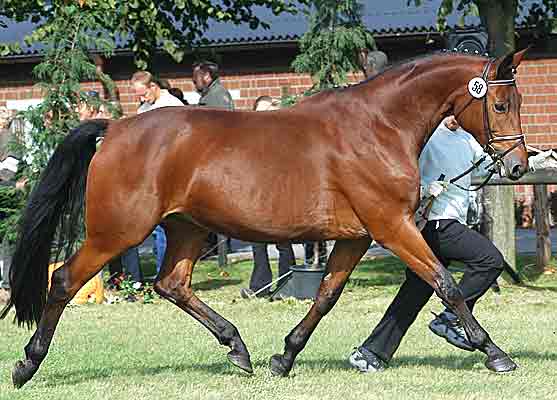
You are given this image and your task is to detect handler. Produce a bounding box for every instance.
[348,116,515,373]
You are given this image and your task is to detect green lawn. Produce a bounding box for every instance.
[1,255,556,400]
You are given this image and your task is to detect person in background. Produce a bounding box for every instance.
[0,106,19,184]
[240,96,296,298]
[130,71,185,278]
[192,61,234,259]
[192,60,234,110]
[303,241,327,268]
[131,71,184,114]
[75,89,143,285]
[358,49,389,79]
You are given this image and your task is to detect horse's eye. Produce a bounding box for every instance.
[493,102,508,113]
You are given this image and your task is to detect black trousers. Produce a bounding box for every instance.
[304,241,327,266]
[362,219,505,363]
[249,242,295,294]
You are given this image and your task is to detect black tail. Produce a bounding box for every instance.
[0,120,109,327]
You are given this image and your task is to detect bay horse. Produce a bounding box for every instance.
[2,49,529,388]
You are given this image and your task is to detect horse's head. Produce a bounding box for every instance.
[455,49,529,181]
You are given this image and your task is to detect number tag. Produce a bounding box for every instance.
[468,77,488,99]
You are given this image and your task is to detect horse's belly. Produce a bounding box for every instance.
[180,192,368,242]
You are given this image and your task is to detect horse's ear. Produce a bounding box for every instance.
[495,47,529,79]
[511,47,529,69]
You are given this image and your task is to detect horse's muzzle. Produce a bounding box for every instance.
[504,159,528,181]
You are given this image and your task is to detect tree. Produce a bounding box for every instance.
[411,1,557,56]
[291,0,375,90]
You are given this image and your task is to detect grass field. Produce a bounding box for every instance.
[1,255,556,400]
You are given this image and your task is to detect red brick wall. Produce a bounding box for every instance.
[514,59,557,203]
[518,58,557,149]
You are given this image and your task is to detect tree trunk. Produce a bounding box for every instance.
[534,185,552,272]
[477,0,518,270]
[480,186,517,269]
[476,0,517,57]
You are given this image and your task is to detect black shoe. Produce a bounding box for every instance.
[348,347,387,373]
[429,311,475,352]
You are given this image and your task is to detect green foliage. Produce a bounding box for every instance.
[14,4,115,180]
[292,0,375,90]
[0,186,25,245]
[410,0,557,34]
[0,4,118,243]
[521,0,557,34]
[115,276,157,304]
[1,0,306,70]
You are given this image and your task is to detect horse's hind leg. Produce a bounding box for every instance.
[153,219,253,373]
[369,216,516,372]
[269,238,372,376]
[12,239,117,388]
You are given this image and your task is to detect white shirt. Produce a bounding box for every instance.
[420,124,493,224]
[137,89,184,114]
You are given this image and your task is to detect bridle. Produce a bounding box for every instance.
[450,58,526,190]
[478,59,525,162]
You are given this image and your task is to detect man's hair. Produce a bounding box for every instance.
[168,87,189,105]
[131,71,154,86]
[157,78,171,90]
[131,71,169,90]
[193,61,220,80]
[253,95,278,111]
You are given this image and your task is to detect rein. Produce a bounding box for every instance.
[448,59,525,192]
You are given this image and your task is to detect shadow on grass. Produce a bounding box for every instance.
[39,349,557,388]
[394,349,557,370]
[348,257,406,288]
[505,283,557,292]
[42,360,251,388]
[349,257,473,288]
[192,279,243,291]
[294,349,557,373]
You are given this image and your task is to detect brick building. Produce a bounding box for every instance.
[1,1,556,204]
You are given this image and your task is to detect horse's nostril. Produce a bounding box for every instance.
[511,164,524,178]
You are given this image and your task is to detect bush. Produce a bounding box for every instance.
[0,185,25,245]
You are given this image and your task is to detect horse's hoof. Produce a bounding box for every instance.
[485,355,518,373]
[12,359,36,389]
[227,350,253,374]
[269,354,290,377]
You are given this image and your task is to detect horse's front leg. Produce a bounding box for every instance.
[366,214,517,373]
[269,238,371,376]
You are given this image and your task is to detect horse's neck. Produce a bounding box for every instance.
[360,57,482,151]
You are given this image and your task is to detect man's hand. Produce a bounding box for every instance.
[426,181,448,197]
[443,115,459,131]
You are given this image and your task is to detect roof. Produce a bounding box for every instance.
[0,0,539,57]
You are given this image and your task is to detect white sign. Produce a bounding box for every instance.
[468,77,488,99]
